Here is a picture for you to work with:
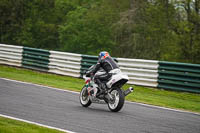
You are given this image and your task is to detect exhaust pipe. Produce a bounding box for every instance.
[124,87,134,96]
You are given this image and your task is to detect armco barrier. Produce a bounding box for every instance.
[22,47,50,71]
[0,44,23,67]
[117,58,159,87]
[1,44,200,93]
[49,51,81,77]
[158,61,200,93]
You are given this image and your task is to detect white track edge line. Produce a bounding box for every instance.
[1,77,199,115]
[0,114,76,133]
[125,101,200,115]
[0,77,79,94]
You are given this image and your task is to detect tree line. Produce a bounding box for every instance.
[0,0,199,63]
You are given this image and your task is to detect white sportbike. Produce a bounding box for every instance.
[80,66,134,112]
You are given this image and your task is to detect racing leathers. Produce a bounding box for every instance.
[87,56,119,94]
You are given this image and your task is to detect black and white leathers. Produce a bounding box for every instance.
[90,56,119,75]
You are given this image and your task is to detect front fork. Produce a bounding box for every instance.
[83,84,89,96]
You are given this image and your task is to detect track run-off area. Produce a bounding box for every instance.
[0,78,200,133]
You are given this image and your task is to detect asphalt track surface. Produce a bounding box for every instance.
[0,78,200,133]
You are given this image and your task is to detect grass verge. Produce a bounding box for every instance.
[0,116,66,133]
[0,65,200,113]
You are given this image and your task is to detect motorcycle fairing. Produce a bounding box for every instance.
[106,69,129,88]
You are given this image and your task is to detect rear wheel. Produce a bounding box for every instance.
[108,88,125,112]
[80,86,92,107]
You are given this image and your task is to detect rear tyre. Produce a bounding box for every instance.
[80,86,92,107]
[108,88,125,112]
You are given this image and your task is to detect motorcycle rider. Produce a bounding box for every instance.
[86,51,119,95]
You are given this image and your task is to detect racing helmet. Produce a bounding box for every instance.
[98,51,110,60]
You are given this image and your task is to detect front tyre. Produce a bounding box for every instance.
[80,86,92,107]
[108,88,125,112]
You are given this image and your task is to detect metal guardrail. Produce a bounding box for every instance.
[117,58,159,87]
[158,61,200,93]
[0,44,23,66]
[49,51,81,77]
[22,47,50,71]
[1,44,200,93]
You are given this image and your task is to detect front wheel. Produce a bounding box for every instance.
[80,86,92,107]
[108,88,125,112]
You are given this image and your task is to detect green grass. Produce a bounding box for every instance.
[0,65,200,113]
[0,116,66,133]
